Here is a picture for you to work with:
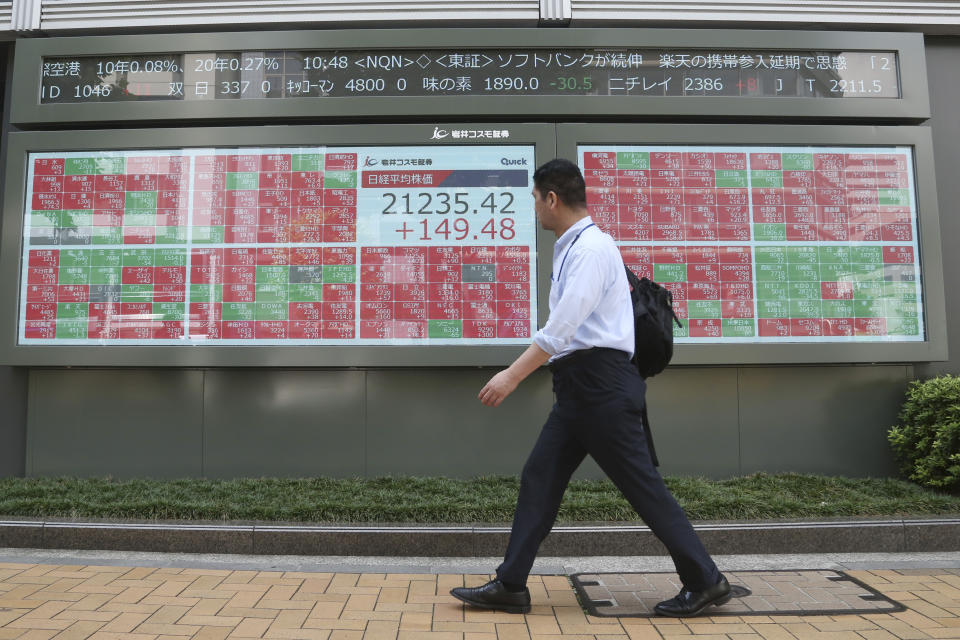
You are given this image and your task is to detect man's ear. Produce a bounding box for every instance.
[547,190,558,208]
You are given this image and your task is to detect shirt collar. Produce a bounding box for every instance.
[554,216,595,254]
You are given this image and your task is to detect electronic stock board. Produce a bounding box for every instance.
[1,29,946,366]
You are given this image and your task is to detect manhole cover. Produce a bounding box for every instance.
[571,570,906,617]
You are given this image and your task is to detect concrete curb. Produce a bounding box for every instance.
[0,517,958,556]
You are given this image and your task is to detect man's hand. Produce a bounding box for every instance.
[477,343,552,408]
[478,369,520,407]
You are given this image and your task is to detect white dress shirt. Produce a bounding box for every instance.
[533,216,635,361]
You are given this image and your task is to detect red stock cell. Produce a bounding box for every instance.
[156,192,185,213]
[293,189,323,207]
[652,205,682,225]
[292,173,323,190]
[155,322,185,340]
[261,154,292,172]
[722,301,754,318]
[783,171,814,189]
[395,247,426,265]
[190,266,224,285]
[790,319,823,337]
[462,246,497,264]
[619,205,652,224]
[819,224,849,242]
[651,152,682,170]
[226,190,258,208]
[720,265,752,282]
[189,322,222,340]
[814,171,845,189]
[653,246,686,264]
[323,246,356,265]
[817,206,848,224]
[33,175,62,194]
[158,173,186,191]
[754,205,784,224]
[32,193,62,210]
[289,302,322,322]
[814,154,845,171]
[823,318,854,337]
[190,303,222,322]
[394,321,427,339]
[222,321,255,340]
[322,321,355,340]
[225,248,257,266]
[259,172,290,190]
[192,208,224,226]
[324,189,357,207]
[360,320,393,339]
[686,205,718,225]
[717,189,748,206]
[672,301,687,319]
[855,318,887,336]
[721,282,753,300]
[683,152,714,170]
[619,224,653,241]
[28,267,58,285]
[227,155,259,172]
[258,227,290,244]
[65,175,95,192]
[464,301,497,320]
[849,224,881,242]
[497,282,529,301]
[758,318,790,337]
[663,283,687,301]
[497,301,530,320]
[27,285,57,303]
[847,190,880,206]
[715,153,747,170]
[718,206,749,224]
[290,226,323,243]
[289,321,321,340]
[194,191,226,209]
[122,267,154,285]
[689,319,722,338]
[89,322,120,340]
[126,156,160,174]
[95,175,125,192]
[821,282,854,300]
[618,170,650,189]
[323,225,356,243]
[29,250,59,268]
[876,154,908,172]
[290,247,323,265]
[753,188,784,206]
[497,246,528,264]
[750,153,782,170]
[498,319,530,339]
[126,174,158,191]
[34,158,65,176]
[588,187,617,207]
[361,301,393,321]
[687,246,718,263]
[618,188,650,207]
[123,227,157,246]
[651,188,682,207]
[195,156,227,173]
[224,265,256,285]
[397,302,427,321]
[194,173,227,190]
[718,224,750,241]
[361,265,395,285]
[224,207,257,226]
[224,226,258,244]
[462,283,495,303]
[849,205,880,224]
[155,267,186,286]
[496,264,529,283]
[651,171,682,189]
[395,264,425,284]
[323,283,355,302]
[687,282,720,300]
[429,248,462,265]
[583,152,616,170]
[877,172,909,189]
[324,153,356,171]
[427,264,461,283]
[882,224,913,241]
[88,302,120,320]
[784,190,815,207]
[25,321,57,339]
[584,170,616,187]
[883,246,915,264]
[464,320,497,339]
[786,224,817,242]
[257,247,289,265]
[322,302,354,320]
[156,210,186,227]
[845,153,877,169]
[26,303,57,321]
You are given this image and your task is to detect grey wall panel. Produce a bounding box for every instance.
[26,369,203,478]
[645,368,739,478]
[202,369,365,479]
[364,367,585,477]
[38,1,539,30]
[916,37,959,380]
[738,366,908,477]
[0,367,26,476]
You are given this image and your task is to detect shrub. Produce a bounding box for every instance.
[888,374,960,492]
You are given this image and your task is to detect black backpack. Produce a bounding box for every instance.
[624,266,683,467]
[624,265,683,379]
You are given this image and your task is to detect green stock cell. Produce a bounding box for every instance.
[255,283,288,303]
[755,264,787,282]
[324,171,356,189]
[293,154,323,172]
[782,153,814,171]
[122,249,155,266]
[855,299,885,318]
[758,300,789,318]
[65,158,97,175]
[289,283,323,302]
[156,249,187,267]
[256,266,289,285]
[91,249,123,267]
[757,282,788,301]
[155,227,188,244]
[822,300,854,318]
[323,265,356,284]
[852,264,883,282]
[95,157,125,175]
[57,303,89,320]
[616,152,650,170]
[121,284,154,303]
[789,299,822,319]
[672,322,689,338]
[428,319,463,339]
[851,246,883,264]
[653,264,686,283]
[123,209,156,227]
[722,319,755,337]
[885,281,917,299]
[787,264,821,282]
[750,171,783,188]
[855,282,884,299]
[788,282,821,300]
[755,247,788,264]
[92,227,123,245]
[125,192,157,209]
[884,298,919,318]
[687,301,722,319]
[222,302,255,322]
[714,170,747,188]
[753,224,786,241]
[90,266,121,286]
[821,263,854,282]
[60,249,91,267]
[155,303,185,322]
[58,267,89,285]
[191,226,225,244]
[255,302,288,321]
[56,320,88,339]
[787,246,819,264]
[887,316,921,336]
[227,172,260,191]
[819,246,851,264]
[189,284,223,302]
[62,211,94,228]
[30,211,60,227]
[879,189,910,207]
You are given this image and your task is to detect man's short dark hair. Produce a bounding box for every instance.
[533,158,586,209]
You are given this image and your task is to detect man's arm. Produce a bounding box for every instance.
[478,342,551,407]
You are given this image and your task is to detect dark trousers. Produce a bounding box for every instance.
[496,347,720,592]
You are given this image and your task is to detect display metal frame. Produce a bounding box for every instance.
[558,123,947,365]
[11,28,929,126]
[0,123,557,367]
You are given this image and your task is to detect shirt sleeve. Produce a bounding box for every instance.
[533,246,607,356]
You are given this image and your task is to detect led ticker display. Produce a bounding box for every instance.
[20,145,537,345]
[579,145,924,342]
[39,48,900,103]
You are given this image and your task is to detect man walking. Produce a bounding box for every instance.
[450,159,730,617]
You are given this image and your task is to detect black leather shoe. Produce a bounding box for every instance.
[450,579,531,614]
[654,575,731,617]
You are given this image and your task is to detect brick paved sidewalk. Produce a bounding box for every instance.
[1,562,959,640]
